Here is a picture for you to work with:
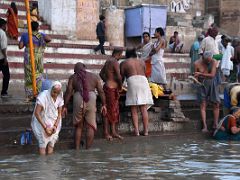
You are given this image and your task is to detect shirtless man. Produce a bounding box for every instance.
[194,51,220,132]
[120,49,153,136]
[99,49,123,140]
[63,62,107,150]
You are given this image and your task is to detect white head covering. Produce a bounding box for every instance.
[51,81,62,90]
[203,51,213,59]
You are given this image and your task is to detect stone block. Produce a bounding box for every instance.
[170,117,189,123]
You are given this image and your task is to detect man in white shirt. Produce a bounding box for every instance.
[0,18,10,97]
[201,27,219,56]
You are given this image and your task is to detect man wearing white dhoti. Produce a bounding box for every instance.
[31,81,64,155]
[120,48,153,136]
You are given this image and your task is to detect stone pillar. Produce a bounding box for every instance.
[76,0,99,40]
[104,8,125,46]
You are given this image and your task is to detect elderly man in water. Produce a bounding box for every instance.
[194,51,220,132]
[31,81,64,155]
[63,62,107,150]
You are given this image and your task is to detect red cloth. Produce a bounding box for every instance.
[103,84,120,123]
[227,116,237,129]
[7,8,18,39]
[74,62,89,102]
[145,57,152,77]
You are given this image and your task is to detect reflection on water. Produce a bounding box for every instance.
[1,134,240,179]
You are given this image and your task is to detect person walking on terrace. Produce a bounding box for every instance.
[6,2,19,40]
[63,62,107,150]
[120,48,153,136]
[19,21,51,101]
[194,51,220,132]
[31,81,63,155]
[100,48,123,141]
[94,15,106,55]
[0,18,10,98]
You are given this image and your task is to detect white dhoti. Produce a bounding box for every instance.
[126,75,153,106]
[31,90,64,148]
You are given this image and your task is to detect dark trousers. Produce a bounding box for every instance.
[0,58,10,95]
[94,36,105,55]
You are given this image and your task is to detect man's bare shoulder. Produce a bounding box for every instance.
[88,72,100,81]
[212,59,218,66]
[194,59,202,65]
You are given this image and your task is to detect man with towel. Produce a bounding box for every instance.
[120,49,153,136]
[63,62,107,150]
[100,48,123,140]
[194,51,220,132]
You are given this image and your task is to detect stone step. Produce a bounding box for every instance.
[0,2,31,12]
[0,117,189,146]
[0,140,73,155]
[0,8,26,16]
[0,127,75,146]
[7,44,115,55]
[0,0,34,6]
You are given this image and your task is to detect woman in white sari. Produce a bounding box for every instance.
[137,32,153,78]
[31,81,64,155]
[149,27,167,87]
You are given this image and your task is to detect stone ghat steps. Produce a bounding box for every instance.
[0,132,207,156]
[0,127,75,145]
[0,2,37,13]
[4,51,190,73]
[0,113,190,147]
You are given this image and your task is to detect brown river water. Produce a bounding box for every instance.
[0,133,240,179]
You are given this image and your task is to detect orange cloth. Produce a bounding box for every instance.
[222,116,237,130]
[145,57,152,77]
[7,8,18,39]
[228,116,237,129]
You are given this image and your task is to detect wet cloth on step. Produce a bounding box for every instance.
[126,75,153,106]
[73,91,97,131]
[103,84,120,123]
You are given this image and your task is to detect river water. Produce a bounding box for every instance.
[1,133,240,180]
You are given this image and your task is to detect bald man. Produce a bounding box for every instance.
[194,51,220,132]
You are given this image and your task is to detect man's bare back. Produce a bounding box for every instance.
[120,58,145,79]
[100,58,122,89]
[64,72,105,106]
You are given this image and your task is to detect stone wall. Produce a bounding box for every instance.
[76,0,99,40]
[205,0,220,26]
[39,0,99,40]
[39,0,77,36]
[166,26,202,51]
[219,0,240,36]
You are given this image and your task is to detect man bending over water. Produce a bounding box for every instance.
[194,51,220,132]
[63,62,107,150]
[120,49,153,136]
